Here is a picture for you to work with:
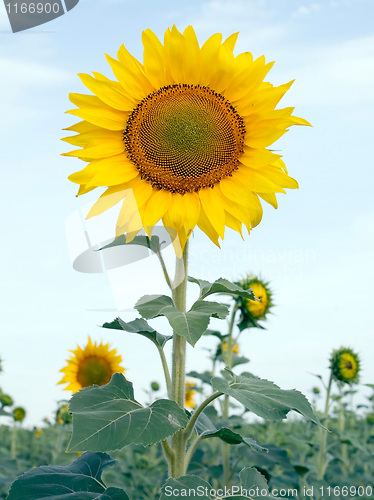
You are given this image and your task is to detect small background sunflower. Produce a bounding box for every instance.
[235,276,273,330]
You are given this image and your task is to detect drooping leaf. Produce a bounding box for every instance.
[188,276,255,300]
[211,369,321,425]
[194,412,266,453]
[102,317,172,347]
[68,374,188,452]
[201,428,266,453]
[101,234,164,255]
[187,371,213,385]
[203,329,224,339]
[7,452,130,500]
[135,296,229,346]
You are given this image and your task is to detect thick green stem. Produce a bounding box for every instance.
[317,371,333,480]
[169,242,189,478]
[222,305,238,487]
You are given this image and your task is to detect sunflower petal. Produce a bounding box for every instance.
[198,187,225,238]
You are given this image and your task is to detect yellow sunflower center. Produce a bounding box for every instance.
[77,356,113,388]
[124,84,245,194]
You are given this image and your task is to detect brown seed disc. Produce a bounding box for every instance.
[124,84,245,194]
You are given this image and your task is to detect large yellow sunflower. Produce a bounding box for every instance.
[58,337,125,393]
[63,26,310,255]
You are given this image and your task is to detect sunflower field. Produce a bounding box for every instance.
[1,330,374,499]
[1,13,373,500]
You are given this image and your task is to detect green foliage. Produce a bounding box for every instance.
[100,234,164,256]
[135,295,229,346]
[211,369,321,425]
[7,452,129,500]
[188,276,255,300]
[68,374,188,452]
[102,317,172,348]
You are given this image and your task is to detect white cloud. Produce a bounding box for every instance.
[292,3,323,17]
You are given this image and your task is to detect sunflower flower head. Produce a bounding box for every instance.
[58,337,125,393]
[185,381,197,408]
[56,403,72,425]
[236,276,273,329]
[330,347,360,385]
[13,407,26,423]
[63,26,310,256]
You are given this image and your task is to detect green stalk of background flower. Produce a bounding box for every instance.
[317,371,332,480]
[222,304,239,487]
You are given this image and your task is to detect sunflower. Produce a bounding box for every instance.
[185,381,197,408]
[58,337,125,393]
[63,26,310,256]
[236,276,272,329]
[330,347,360,384]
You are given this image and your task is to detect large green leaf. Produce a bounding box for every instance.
[211,369,321,425]
[7,452,129,500]
[68,374,188,452]
[135,294,174,318]
[135,295,229,346]
[102,317,172,348]
[160,468,273,499]
[188,276,255,300]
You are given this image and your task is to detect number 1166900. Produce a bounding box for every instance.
[5,3,61,14]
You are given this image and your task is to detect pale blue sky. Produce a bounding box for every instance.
[1,0,373,426]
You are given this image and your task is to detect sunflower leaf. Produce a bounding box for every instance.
[160,468,273,499]
[102,317,172,348]
[211,368,322,426]
[135,296,229,346]
[100,234,164,255]
[188,276,255,300]
[67,374,188,452]
[194,413,266,452]
[7,452,130,500]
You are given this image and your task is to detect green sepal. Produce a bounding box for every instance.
[67,374,188,452]
[211,368,322,426]
[135,295,229,346]
[102,317,172,348]
[188,276,255,300]
[7,452,130,500]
